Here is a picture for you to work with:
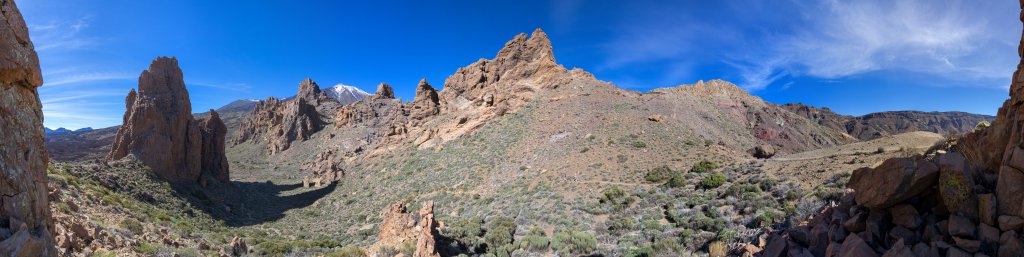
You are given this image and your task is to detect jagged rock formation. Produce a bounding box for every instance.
[782,103,993,141]
[441,29,569,114]
[106,57,229,185]
[764,3,1024,256]
[0,0,56,255]
[197,110,229,184]
[410,79,441,122]
[232,79,335,154]
[368,201,443,257]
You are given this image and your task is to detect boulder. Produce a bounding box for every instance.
[836,234,878,257]
[753,145,777,159]
[999,215,1024,231]
[0,0,57,255]
[938,153,979,219]
[881,239,912,257]
[369,201,443,257]
[848,156,938,209]
[949,215,976,238]
[889,204,922,229]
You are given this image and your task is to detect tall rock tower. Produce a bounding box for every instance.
[0,0,57,255]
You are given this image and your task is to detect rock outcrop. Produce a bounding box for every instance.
[440,29,568,115]
[782,103,993,141]
[197,110,229,184]
[106,57,230,185]
[0,0,57,255]
[368,201,443,257]
[232,79,333,154]
[763,3,1024,256]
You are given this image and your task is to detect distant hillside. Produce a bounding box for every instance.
[781,103,994,140]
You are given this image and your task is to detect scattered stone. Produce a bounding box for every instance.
[647,114,664,122]
[949,215,976,238]
[999,215,1024,231]
[837,233,878,257]
[890,204,922,229]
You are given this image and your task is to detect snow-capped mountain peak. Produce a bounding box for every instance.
[325,83,370,105]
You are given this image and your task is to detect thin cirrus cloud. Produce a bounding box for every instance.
[602,0,1018,91]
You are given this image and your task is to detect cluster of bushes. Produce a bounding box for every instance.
[442,216,598,256]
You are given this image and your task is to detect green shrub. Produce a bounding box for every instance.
[625,246,654,257]
[134,242,158,255]
[632,141,647,148]
[699,172,726,189]
[444,216,484,249]
[520,227,549,251]
[599,187,635,210]
[119,219,144,235]
[551,231,597,256]
[716,229,737,242]
[690,160,719,173]
[327,247,367,257]
[378,246,399,257]
[485,217,517,256]
[645,166,674,183]
[608,216,637,231]
[667,173,687,188]
[652,239,683,254]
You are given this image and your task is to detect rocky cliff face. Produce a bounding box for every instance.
[106,57,229,185]
[782,103,993,141]
[764,3,1024,256]
[232,79,335,154]
[0,0,56,255]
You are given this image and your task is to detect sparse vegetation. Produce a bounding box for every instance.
[690,160,719,173]
[699,172,727,189]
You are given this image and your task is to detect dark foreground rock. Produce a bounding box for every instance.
[0,0,57,255]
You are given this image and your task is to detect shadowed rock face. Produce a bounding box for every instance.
[106,57,229,184]
[0,0,56,255]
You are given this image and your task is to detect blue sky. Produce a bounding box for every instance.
[20,0,1019,130]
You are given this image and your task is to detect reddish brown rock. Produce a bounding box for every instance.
[197,110,229,183]
[232,79,332,154]
[938,153,978,219]
[848,156,939,209]
[409,79,441,122]
[0,1,58,255]
[369,201,443,257]
[106,57,229,185]
[440,29,568,115]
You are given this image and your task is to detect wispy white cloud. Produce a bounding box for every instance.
[187,81,252,92]
[602,0,1018,90]
[43,72,135,87]
[29,16,99,52]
